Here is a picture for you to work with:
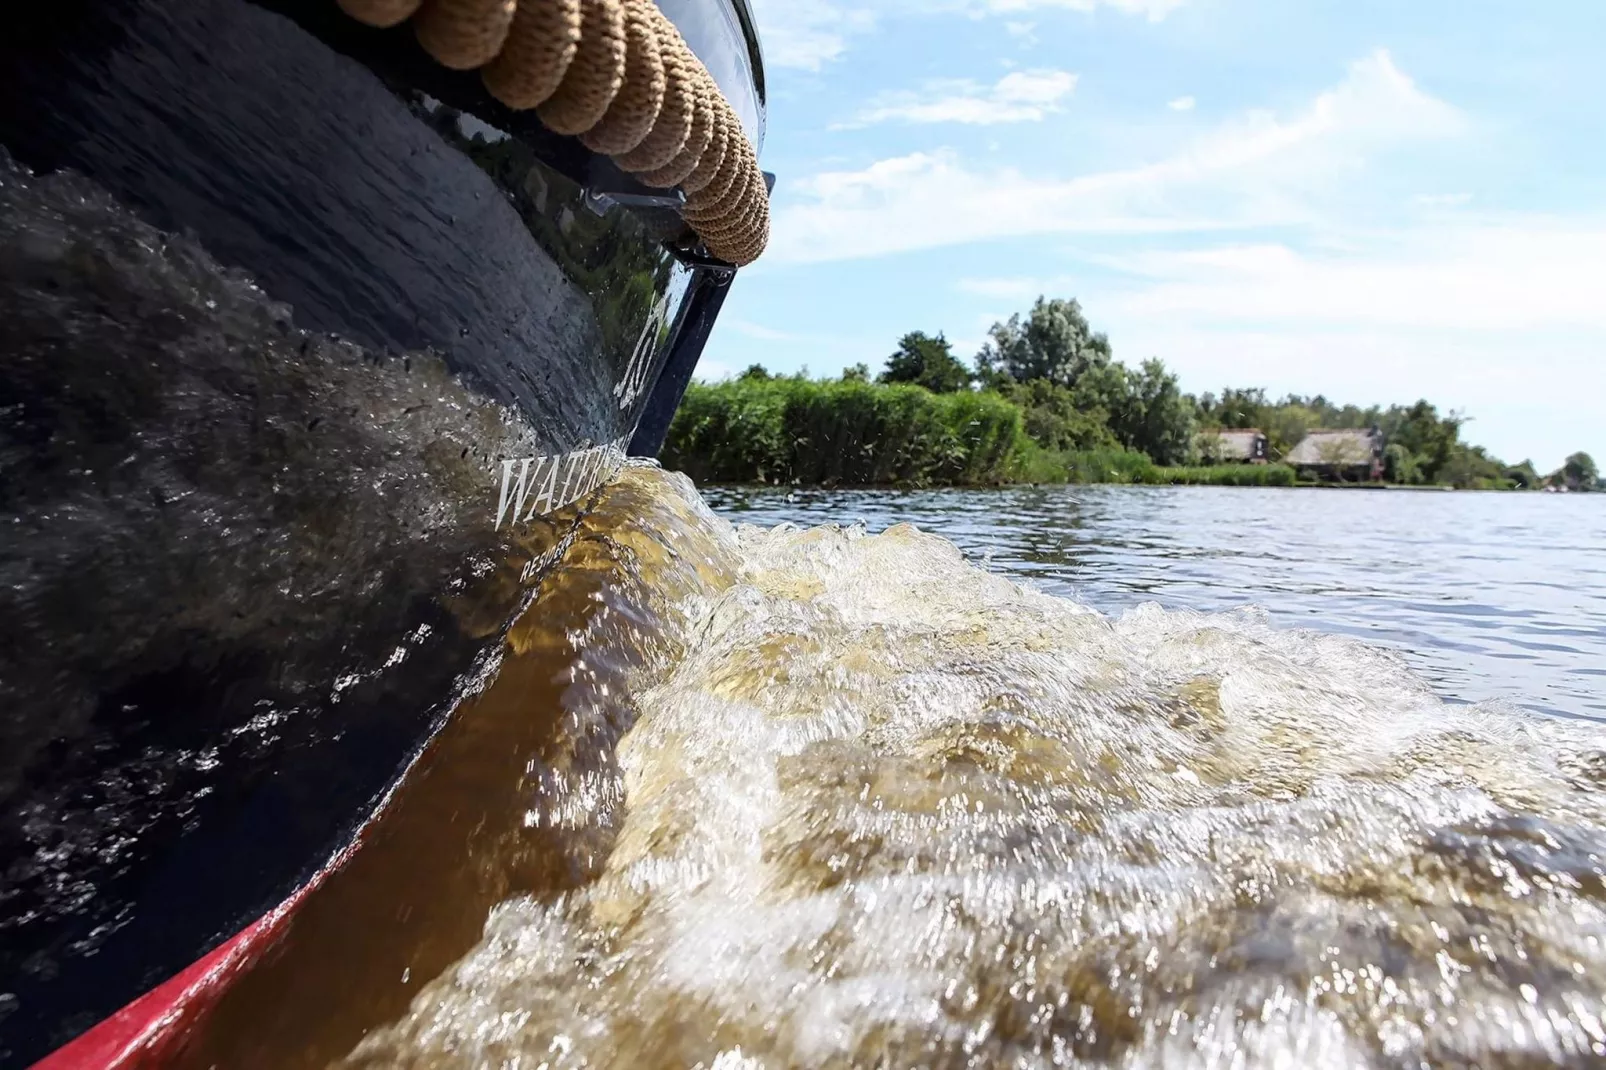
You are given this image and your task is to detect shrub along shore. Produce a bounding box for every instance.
[663,375,1299,488]
[664,295,1598,492]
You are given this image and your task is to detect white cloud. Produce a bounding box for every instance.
[773,144,1258,263]
[726,319,802,342]
[1103,226,1606,331]
[841,69,1078,127]
[969,0,1188,21]
[1168,95,1196,111]
[693,358,736,383]
[955,222,1606,467]
[749,0,875,71]
[956,276,1051,301]
[968,227,1606,334]
[750,0,1186,69]
[923,52,1604,469]
[773,51,1464,263]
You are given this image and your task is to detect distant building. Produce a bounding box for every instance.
[1286,428,1384,481]
[1196,428,1269,464]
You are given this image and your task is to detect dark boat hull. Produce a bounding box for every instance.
[0,2,756,1063]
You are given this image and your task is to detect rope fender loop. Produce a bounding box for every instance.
[578,0,665,156]
[414,0,518,70]
[481,0,582,108]
[339,0,768,265]
[615,9,694,172]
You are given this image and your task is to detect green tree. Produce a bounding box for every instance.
[1554,451,1599,491]
[975,297,1112,388]
[739,363,771,382]
[1503,460,1540,489]
[1198,387,1270,430]
[1290,394,1382,431]
[1011,357,1194,465]
[1107,359,1195,466]
[1004,380,1119,452]
[1261,403,1318,460]
[842,363,870,382]
[880,331,972,393]
[1438,444,1506,489]
[1383,443,1421,485]
[1384,400,1462,482]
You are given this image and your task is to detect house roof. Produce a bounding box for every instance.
[1198,428,1265,461]
[1285,429,1382,467]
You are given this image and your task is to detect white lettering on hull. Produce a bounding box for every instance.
[494,437,629,529]
[614,294,670,412]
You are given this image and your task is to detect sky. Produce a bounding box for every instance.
[698,0,1606,471]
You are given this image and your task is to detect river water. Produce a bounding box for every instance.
[705,484,1606,723]
[11,131,1605,1067]
[175,467,1606,1069]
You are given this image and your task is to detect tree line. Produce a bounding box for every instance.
[808,296,1596,491]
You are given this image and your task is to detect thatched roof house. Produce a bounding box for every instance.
[1286,428,1384,480]
[1197,428,1269,464]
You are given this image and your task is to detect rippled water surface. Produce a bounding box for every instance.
[179,469,1606,1069]
[704,485,1606,722]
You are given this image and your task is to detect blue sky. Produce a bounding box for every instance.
[701,0,1606,470]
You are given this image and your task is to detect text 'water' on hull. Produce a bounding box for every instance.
[0,1,767,1064]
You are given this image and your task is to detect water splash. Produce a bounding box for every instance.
[337,467,1606,1069]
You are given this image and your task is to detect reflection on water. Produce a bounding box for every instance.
[705,485,1606,721]
[189,467,1606,1068]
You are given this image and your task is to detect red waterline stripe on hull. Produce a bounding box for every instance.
[30,642,492,1068]
[30,840,359,1070]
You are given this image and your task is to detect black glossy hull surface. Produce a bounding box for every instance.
[0,1,742,1062]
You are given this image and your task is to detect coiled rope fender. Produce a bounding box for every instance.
[337,0,769,265]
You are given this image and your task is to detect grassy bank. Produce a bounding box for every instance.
[663,377,1024,486]
[1013,444,1298,486]
[664,379,1301,488]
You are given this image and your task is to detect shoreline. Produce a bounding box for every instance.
[664,377,1594,494]
[694,477,1556,493]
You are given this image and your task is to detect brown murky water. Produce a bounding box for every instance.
[176,466,1606,1069]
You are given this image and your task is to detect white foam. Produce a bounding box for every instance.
[346,469,1606,1069]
